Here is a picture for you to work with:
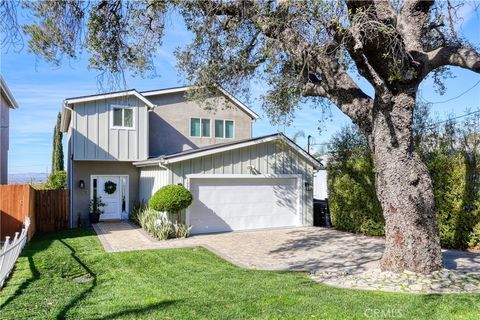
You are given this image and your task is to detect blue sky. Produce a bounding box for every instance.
[1,4,479,174]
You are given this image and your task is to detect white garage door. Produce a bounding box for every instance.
[188,177,300,234]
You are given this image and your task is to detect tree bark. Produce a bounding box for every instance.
[370,92,442,273]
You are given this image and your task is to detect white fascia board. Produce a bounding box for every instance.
[278,135,322,170]
[133,160,167,168]
[216,87,259,120]
[60,104,72,132]
[0,76,19,108]
[65,90,155,108]
[186,173,302,180]
[62,90,154,132]
[141,86,193,96]
[134,134,321,169]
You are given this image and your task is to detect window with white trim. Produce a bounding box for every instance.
[215,119,234,139]
[112,106,134,129]
[190,118,211,137]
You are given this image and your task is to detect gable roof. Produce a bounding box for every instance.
[0,76,18,109]
[61,89,156,132]
[65,89,156,108]
[141,86,259,120]
[133,133,322,170]
[60,85,259,132]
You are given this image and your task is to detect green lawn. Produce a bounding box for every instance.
[1,229,479,320]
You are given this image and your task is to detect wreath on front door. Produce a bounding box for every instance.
[104,180,117,195]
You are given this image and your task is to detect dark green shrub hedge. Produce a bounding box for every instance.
[149,184,193,214]
[327,126,384,236]
[327,123,479,249]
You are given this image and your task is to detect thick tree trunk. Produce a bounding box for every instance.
[370,92,442,273]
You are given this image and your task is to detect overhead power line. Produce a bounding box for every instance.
[423,79,480,104]
[424,109,480,129]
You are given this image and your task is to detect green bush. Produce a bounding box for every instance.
[131,201,194,240]
[427,150,480,248]
[327,119,480,249]
[134,206,174,240]
[174,223,192,238]
[468,223,480,248]
[149,184,193,215]
[327,126,384,236]
[46,170,67,190]
[129,202,148,225]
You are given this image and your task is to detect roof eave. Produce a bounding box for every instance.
[133,133,321,170]
[0,76,19,109]
[141,85,260,121]
[64,89,155,108]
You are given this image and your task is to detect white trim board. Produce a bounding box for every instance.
[65,90,155,108]
[0,76,18,108]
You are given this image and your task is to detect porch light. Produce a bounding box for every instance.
[78,180,85,189]
[304,182,313,191]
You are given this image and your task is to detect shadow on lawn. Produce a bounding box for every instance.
[96,300,179,320]
[0,230,92,309]
[55,239,97,320]
[0,255,40,309]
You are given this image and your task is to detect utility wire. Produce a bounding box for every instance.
[424,109,480,129]
[422,80,480,104]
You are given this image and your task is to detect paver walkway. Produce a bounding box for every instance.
[93,222,480,275]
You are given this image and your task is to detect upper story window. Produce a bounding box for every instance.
[111,105,134,129]
[215,120,234,139]
[190,117,211,137]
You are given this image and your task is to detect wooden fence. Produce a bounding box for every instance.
[34,189,69,233]
[0,185,69,239]
[0,185,35,240]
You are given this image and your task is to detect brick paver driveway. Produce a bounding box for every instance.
[93,222,479,275]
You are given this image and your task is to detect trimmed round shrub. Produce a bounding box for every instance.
[149,184,193,214]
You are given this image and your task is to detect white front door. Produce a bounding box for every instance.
[92,175,126,220]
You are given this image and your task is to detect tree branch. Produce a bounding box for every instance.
[398,0,435,51]
[329,21,388,95]
[423,45,480,76]
[199,0,374,129]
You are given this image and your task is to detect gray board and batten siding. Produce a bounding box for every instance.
[71,95,149,161]
[138,139,315,226]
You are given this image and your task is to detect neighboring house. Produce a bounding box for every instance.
[61,86,321,234]
[0,76,18,185]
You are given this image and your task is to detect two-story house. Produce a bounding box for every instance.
[61,86,320,234]
[0,76,18,185]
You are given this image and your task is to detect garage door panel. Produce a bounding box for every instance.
[188,177,299,234]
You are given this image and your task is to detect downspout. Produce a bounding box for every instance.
[64,102,75,228]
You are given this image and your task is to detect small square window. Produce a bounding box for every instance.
[215,120,224,138]
[112,106,134,128]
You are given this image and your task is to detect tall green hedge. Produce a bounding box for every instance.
[327,120,480,249]
[327,125,384,236]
